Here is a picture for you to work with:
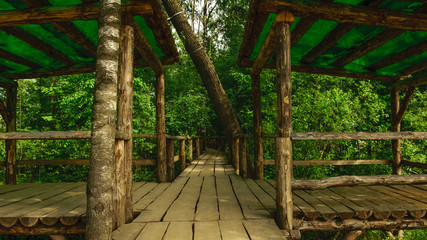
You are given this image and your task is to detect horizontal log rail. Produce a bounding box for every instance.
[401,160,427,170]
[293,174,427,190]
[263,159,392,166]
[232,131,427,140]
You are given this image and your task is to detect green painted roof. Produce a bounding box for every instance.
[239,0,427,81]
[0,0,178,82]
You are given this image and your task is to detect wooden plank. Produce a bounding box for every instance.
[412,184,427,191]
[0,183,54,208]
[216,176,244,220]
[133,183,170,212]
[294,190,337,220]
[163,176,203,221]
[113,222,146,240]
[132,182,156,203]
[357,186,407,219]
[163,222,193,240]
[244,179,276,216]
[229,175,271,219]
[243,219,286,240]
[219,220,250,240]
[199,161,215,177]
[135,222,169,240]
[389,185,427,201]
[194,222,221,240]
[0,183,32,195]
[331,187,391,220]
[195,176,219,221]
[214,162,225,175]
[224,165,235,175]
[134,177,188,222]
[320,189,369,220]
[309,190,354,220]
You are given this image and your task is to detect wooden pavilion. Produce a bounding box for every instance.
[236,0,427,237]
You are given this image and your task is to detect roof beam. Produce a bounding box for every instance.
[250,25,276,76]
[395,87,416,125]
[17,0,98,57]
[334,28,405,68]
[127,15,164,75]
[290,17,316,48]
[1,27,74,65]
[401,61,427,77]
[0,77,18,89]
[0,1,152,27]
[367,40,427,71]
[260,0,427,31]
[391,75,427,91]
[0,48,42,69]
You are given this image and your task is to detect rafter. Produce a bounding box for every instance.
[334,28,405,68]
[251,26,276,76]
[401,61,427,77]
[0,48,42,69]
[0,1,152,27]
[367,40,427,71]
[260,0,427,31]
[127,15,164,75]
[290,17,316,48]
[2,27,74,65]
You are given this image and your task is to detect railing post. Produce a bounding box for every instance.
[232,137,239,175]
[239,137,248,178]
[275,11,294,231]
[166,138,175,182]
[391,89,402,175]
[179,139,186,172]
[196,137,200,157]
[5,86,17,184]
[252,73,264,180]
[188,138,193,162]
[156,72,167,183]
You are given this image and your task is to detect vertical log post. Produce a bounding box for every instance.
[188,138,193,162]
[275,11,294,231]
[114,15,134,227]
[232,138,240,175]
[87,0,121,238]
[5,86,17,184]
[179,139,186,172]
[196,137,200,157]
[166,138,175,181]
[391,89,402,175]
[252,73,264,180]
[239,137,248,178]
[156,72,167,183]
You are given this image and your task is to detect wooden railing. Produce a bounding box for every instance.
[0,131,204,182]
[206,131,427,179]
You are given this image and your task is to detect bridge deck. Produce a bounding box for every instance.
[0,149,425,236]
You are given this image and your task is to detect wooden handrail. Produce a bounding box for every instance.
[263,159,391,166]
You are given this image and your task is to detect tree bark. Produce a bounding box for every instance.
[156,73,167,183]
[5,86,17,184]
[161,0,242,143]
[86,0,121,239]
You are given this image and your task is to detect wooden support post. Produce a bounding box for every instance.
[232,138,240,175]
[115,17,134,227]
[196,137,200,157]
[391,89,402,175]
[179,139,186,172]
[252,73,264,180]
[188,138,193,162]
[156,72,167,183]
[239,137,248,178]
[166,138,175,182]
[86,0,121,238]
[5,86,17,184]
[275,11,294,231]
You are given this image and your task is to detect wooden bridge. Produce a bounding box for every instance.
[1,149,426,239]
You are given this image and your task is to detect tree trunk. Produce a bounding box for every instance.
[161,0,242,143]
[86,0,121,239]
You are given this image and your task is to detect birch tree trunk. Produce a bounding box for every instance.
[161,0,242,141]
[86,0,121,239]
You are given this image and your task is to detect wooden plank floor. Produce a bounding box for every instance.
[113,149,287,240]
[1,149,426,236]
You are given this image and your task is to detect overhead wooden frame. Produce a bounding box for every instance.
[238,0,427,83]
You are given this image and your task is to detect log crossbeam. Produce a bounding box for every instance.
[391,74,427,91]
[0,98,10,124]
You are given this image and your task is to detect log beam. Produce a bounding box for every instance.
[290,17,316,48]
[188,138,193,162]
[0,48,42,69]
[251,73,264,180]
[166,139,175,182]
[179,139,186,172]
[391,75,427,91]
[292,131,427,140]
[259,0,427,31]
[395,87,416,125]
[232,138,239,174]
[156,72,167,183]
[391,89,401,175]
[275,11,293,231]
[239,137,248,178]
[0,1,152,27]
[115,18,135,227]
[5,87,17,184]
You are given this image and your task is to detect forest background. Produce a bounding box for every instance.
[0,0,425,239]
